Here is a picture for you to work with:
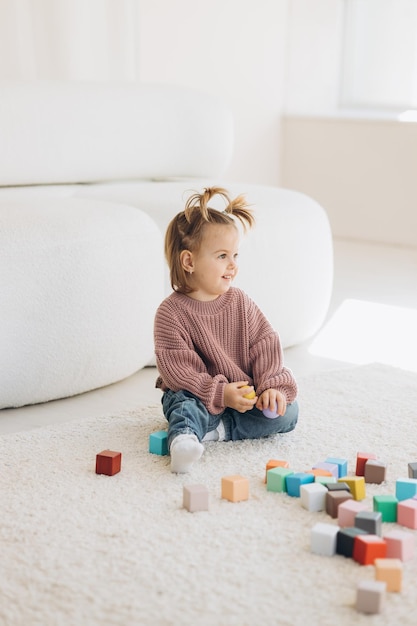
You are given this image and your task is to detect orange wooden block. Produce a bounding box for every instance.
[264,459,289,482]
[306,468,333,477]
[221,475,249,502]
[353,534,387,565]
[96,450,122,476]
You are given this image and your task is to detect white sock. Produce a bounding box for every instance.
[170,434,204,474]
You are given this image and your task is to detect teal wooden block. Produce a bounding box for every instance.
[267,467,293,493]
[325,456,348,478]
[374,495,398,522]
[149,430,168,456]
[395,478,417,501]
[286,472,315,497]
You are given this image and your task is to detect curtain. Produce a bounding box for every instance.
[0,0,140,81]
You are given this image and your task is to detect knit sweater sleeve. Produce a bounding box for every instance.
[246,295,298,402]
[154,298,228,414]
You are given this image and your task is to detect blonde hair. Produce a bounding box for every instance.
[165,187,254,294]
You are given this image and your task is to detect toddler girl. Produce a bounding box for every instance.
[154,187,298,473]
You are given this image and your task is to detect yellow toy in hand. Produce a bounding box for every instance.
[242,386,256,400]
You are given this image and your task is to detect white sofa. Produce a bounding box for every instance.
[0,81,333,409]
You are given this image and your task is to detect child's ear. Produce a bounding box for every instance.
[180,250,194,273]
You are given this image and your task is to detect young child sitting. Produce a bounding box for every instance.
[154,187,299,473]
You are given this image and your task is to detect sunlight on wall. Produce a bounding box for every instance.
[309,299,417,373]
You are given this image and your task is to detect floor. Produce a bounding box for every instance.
[1,238,417,435]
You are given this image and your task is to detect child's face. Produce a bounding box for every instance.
[187,224,240,301]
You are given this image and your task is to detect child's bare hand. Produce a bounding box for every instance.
[224,381,257,412]
[256,389,287,416]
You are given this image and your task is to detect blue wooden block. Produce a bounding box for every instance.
[325,457,348,478]
[149,430,168,456]
[395,478,417,501]
[286,472,315,497]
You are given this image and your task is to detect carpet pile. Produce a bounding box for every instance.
[2,363,417,626]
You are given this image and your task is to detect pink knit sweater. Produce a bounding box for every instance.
[154,287,297,415]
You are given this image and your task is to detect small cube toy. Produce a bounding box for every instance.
[310,522,340,556]
[286,472,314,497]
[339,476,366,500]
[183,484,209,512]
[373,495,398,522]
[395,477,417,501]
[353,534,387,565]
[337,499,368,527]
[266,467,293,493]
[149,430,168,456]
[397,498,417,529]
[325,490,353,518]
[325,457,348,478]
[264,459,289,482]
[336,527,368,558]
[312,461,339,479]
[384,529,415,561]
[356,580,386,614]
[364,460,387,484]
[95,450,122,476]
[221,475,249,503]
[374,558,403,592]
[356,452,377,476]
[300,483,327,512]
[407,461,417,478]
[326,481,351,493]
[354,511,382,536]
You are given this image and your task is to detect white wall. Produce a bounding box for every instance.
[138,0,289,186]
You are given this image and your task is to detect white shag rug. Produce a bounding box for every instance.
[2,363,417,626]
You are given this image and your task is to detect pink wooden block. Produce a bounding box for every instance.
[384,529,415,561]
[337,499,368,527]
[397,498,417,529]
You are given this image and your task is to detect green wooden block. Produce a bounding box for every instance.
[149,430,168,456]
[315,475,337,486]
[373,494,398,522]
[266,467,294,493]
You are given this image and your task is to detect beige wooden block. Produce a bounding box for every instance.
[221,475,249,502]
[374,558,403,592]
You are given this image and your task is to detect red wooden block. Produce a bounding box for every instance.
[353,534,387,565]
[356,452,377,476]
[96,450,122,476]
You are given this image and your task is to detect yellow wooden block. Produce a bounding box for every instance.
[374,558,403,592]
[339,476,366,500]
[221,475,249,502]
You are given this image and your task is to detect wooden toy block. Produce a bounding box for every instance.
[397,498,417,529]
[306,468,333,478]
[337,499,368,527]
[374,558,403,592]
[326,481,351,493]
[312,461,339,479]
[356,580,386,614]
[407,461,417,478]
[286,472,314,497]
[353,534,387,565]
[339,476,366,500]
[364,459,387,484]
[356,452,377,476]
[266,467,293,493]
[264,459,289,482]
[95,450,122,476]
[149,430,168,456]
[183,484,209,512]
[354,511,382,536]
[395,477,417,501]
[336,526,368,558]
[221,475,249,503]
[314,475,336,486]
[300,482,327,512]
[325,490,353,518]
[310,522,340,556]
[325,456,348,478]
[373,495,398,522]
[384,529,415,561]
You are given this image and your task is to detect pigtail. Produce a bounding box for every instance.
[184,187,254,232]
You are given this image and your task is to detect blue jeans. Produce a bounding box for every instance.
[161,389,299,447]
